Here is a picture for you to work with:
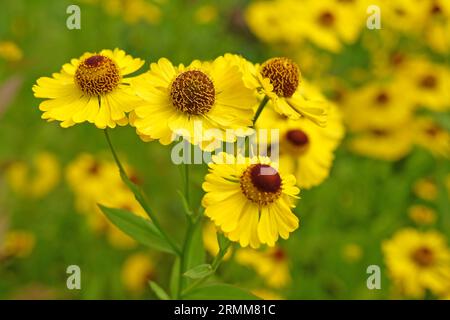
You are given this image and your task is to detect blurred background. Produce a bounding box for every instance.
[0,0,449,299]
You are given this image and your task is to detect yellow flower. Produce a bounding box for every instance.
[348,127,414,161]
[252,289,283,300]
[66,153,147,248]
[413,177,438,201]
[258,103,343,189]
[131,56,256,150]
[299,0,366,52]
[408,205,437,226]
[413,117,450,158]
[342,243,363,263]
[1,230,35,259]
[195,5,218,24]
[0,41,23,61]
[382,228,450,298]
[202,153,300,248]
[342,79,415,132]
[121,253,155,294]
[6,152,60,199]
[33,48,144,128]
[236,246,291,288]
[399,58,450,111]
[202,221,232,260]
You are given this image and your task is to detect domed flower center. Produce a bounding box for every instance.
[318,11,335,27]
[261,57,300,98]
[170,70,215,115]
[375,91,390,105]
[240,164,282,205]
[284,129,309,155]
[75,55,121,96]
[420,74,437,89]
[272,248,286,261]
[411,247,435,267]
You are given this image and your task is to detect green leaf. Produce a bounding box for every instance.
[170,257,180,298]
[185,220,206,271]
[183,284,260,300]
[148,281,170,300]
[183,264,213,279]
[99,205,176,255]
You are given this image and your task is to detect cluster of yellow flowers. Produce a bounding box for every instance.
[33,48,344,250]
[66,153,147,248]
[246,0,450,54]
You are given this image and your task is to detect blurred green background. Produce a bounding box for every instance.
[0,0,448,299]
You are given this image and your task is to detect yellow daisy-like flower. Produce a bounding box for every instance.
[408,205,437,226]
[33,48,145,128]
[382,228,450,298]
[413,117,450,158]
[236,246,291,288]
[121,253,155,294]
[258,97,344,189]
[202,153,300,248]
[412,177,438,201]
[399,58,450,111]
[0,230,35,259]
[130,56,256,149]
[5,152,60,199]
[348,126,414,161]
[202,221,232,260]
[224,54,327,126]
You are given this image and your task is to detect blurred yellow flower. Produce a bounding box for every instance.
[257,97,344,189]
[1,230,35,259]
[33,48,145,128]
[6,152,60,199]
[236,246,291,288]
[252,289,283,300]
[195,5,218,24]
[408,205,437,226]
[413,117,450,158]
[130,56,256,150]
[383,228,450,298]
[342,243,363,263]
[413,177,438,201]
[348,127,414,161]
[202,153,299,248]
[121,253,155,294]
[0,41,23,62]
[66,153,147,249]
[399,58,450,112]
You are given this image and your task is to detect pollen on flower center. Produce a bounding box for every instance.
[170,70,215,115]
[240,164,282,205]
[261,57,300,98]
[75,55,121,96]
[411,247,435,267]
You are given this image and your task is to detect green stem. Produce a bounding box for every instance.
[252,95,269,127]
[183,162,190,212]
[103,129,181,256]
[177,217,199,299]
[181,241,232,297]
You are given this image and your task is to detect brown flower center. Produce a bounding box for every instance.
[75,55,121,96]
[318,11,335,27]
[261,57,300,98]
[375,91,390,105]
[284,129,310,155]
[411,247,435,267]
[240,164,282,205]
[272,248,286,261]
[420,74,437,89]
[170,70,215,115]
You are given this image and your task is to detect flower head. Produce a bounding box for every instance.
[131,56,256,149]
[202,153,300,248]
[33,48,144,128]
